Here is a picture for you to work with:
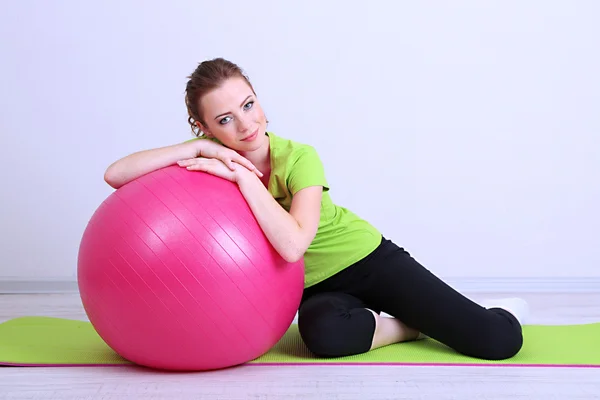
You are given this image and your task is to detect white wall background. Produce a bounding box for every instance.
[1,0,598,284]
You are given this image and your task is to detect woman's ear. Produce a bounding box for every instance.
[196,121,211,137]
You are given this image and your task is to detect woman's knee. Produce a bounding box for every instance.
[298,294,376,358]
[471,328,523,360]
[299,319,353,357]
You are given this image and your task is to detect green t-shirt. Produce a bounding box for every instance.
[187,132,382,288]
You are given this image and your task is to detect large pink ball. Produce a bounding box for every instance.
[77,165,304,371]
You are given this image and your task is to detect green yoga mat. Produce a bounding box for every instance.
[1,316,599,368]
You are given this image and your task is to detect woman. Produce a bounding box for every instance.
[104,57,529,360]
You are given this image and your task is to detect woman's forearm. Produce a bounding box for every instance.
[236,171,312,263]
[104,142,200,189]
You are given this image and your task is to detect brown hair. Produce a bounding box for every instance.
[184,58,255,137]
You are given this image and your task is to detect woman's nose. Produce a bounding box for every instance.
[237,116,250,132]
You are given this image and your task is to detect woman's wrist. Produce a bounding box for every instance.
[188,139,205,158]
[235,165,260,186]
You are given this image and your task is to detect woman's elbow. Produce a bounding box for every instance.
[103,166,123,189]
[282,252,304,264]
[280,240,310,263]
[282,250,304,264]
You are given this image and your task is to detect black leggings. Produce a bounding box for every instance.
[298,236,523,360]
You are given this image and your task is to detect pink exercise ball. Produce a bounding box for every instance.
[77,165,305,371]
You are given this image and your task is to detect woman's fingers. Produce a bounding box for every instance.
[177,158,235,181]
[224,158,237,171]
[177,156,263,179]
[232,155,263,177]
[178,158,206,169]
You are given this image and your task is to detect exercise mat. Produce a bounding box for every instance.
[1,316,599,368]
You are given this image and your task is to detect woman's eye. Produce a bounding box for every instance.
[244,101,254,110]
[219,116,232,125]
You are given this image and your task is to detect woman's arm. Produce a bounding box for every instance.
[236,168,322,263]
[105,139,262,189]
[104,141,202,189]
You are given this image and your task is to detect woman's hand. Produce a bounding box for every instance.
[177,157,253,183]
[193,140,263,178]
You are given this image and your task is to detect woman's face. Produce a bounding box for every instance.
[197,77,268,152]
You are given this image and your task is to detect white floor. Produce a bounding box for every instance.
[1,292,600,400]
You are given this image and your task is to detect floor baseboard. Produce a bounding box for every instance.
[446,277,600,293]
[0,279,80,294]
[0,277,598,294]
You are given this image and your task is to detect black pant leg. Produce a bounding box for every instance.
[298,292,376,357]
[356,238,523,360]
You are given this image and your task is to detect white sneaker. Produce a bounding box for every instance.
[479,297,530,325]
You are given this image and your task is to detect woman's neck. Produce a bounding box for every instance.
[239,134,271,184]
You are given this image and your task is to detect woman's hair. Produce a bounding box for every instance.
[185,58,255,137]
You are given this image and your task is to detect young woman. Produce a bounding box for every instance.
[104,58,529,360]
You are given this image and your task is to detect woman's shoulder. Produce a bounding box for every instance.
[268,132,327,186]
[268,132,320,158]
